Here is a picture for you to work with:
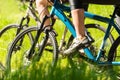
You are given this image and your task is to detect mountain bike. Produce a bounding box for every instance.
[6,0,117,73]
[0,0,41,70]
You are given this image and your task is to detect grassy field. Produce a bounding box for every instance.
[0,0,119,80]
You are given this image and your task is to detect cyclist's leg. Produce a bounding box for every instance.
[36,0,50,26]
[63,0,90,54]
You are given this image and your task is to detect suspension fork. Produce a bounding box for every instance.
[27,15,49,59]
[16,15,30,36]
[14,15,31,49]
[36,30,49,61]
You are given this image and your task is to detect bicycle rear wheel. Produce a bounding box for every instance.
[6,26,58,72]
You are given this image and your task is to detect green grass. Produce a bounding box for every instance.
[0,0,119,80]
[0,0,22,28]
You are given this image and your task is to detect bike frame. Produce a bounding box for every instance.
[50,0,120,65]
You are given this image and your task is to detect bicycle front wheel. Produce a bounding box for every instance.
[6,26,58,71]
[0,24,20,68]
[108,36,120,77]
